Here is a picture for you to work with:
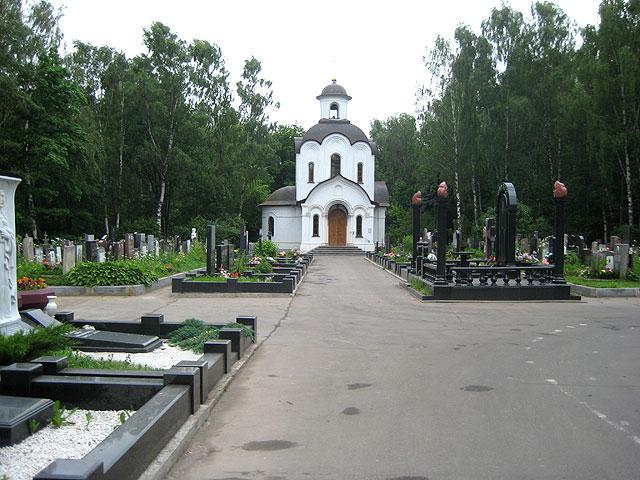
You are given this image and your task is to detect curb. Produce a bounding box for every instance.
[570,283,640,297]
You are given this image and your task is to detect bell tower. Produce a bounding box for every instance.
[317,79,351,120]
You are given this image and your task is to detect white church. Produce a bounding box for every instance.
[260,80,388,253]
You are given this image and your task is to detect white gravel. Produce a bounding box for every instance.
[80,343,202,370]
[0,409,127,480]
[0,345,201,479]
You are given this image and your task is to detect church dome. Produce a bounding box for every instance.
[317,79,352,100]
[295,119,377,154]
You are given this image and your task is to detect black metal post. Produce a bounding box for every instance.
[553,196,566,284]
[435,194,448,285]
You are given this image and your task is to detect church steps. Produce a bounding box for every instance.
[309,245,365,256]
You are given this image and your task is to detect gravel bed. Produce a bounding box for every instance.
[80,343,202,369]
[0,409,126,480]
[0,345,200,479]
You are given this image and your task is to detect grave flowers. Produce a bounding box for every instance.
[17,276,47,290]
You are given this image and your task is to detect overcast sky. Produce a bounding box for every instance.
[50,0,601,133]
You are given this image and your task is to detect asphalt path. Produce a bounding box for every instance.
[161,256,640,480]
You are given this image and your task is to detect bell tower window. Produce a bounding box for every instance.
[331,153,341,178]
[330,102,339,119]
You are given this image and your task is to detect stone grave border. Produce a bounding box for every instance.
[172,255,312,296]
[0,314,257,480]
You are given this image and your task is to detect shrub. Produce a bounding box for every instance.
[565,250,580,265]
[254,260,273,274]
[224,322,255,340]
[168,318,219,353]
[64,261,159,287]
[402,235,412,254]
[0,325,75,365]
[260,239,278,258]
[17,259,47,278]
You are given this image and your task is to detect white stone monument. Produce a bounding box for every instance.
[0,175,28,335]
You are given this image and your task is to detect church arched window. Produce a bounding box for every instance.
[356,215,363,238]
[268,216,275,238]
[312,214,319,237]
[330,102,339,119]
[308,162,314,183]
[331,153,341,178]
[357,162,363,183]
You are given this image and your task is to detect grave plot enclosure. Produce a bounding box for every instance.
[0,313,257,480]
[370,181,580,301]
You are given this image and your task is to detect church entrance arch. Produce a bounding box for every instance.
[328,204,347,246]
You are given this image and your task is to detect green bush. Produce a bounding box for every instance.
[254,260,273,273]
[17,258,47,278]
[224,322,255,340]
[402,235,412,254]
[565,250,580,265]
[64,261,159,287]
[0,325,75,365]
[260,239,278,257]
[168,318,220,353]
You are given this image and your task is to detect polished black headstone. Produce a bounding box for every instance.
[21,309,61,328]
[0,395,54,446]
[65,330,162,353]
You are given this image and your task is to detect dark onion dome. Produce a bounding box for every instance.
[294,119,378,154]
[258,185,297,206]
[316,79,352,100]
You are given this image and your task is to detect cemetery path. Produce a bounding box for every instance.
[164,256,640,480]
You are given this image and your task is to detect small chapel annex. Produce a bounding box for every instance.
[260,80,388,253]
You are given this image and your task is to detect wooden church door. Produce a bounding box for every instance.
[328,207,347,246]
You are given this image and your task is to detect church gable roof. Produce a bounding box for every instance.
[295,119,378,154]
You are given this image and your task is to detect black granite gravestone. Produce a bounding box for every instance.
[495,183,518,266]
[21,309,61,328]
[207,225,216,275]
[0,395,54,446]
[65,330,162,352]
[85,240,98,262]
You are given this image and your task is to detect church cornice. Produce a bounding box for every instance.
[301,174,376,205]
[295,119,378,155]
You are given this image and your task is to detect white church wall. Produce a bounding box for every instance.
[261,206,301,250]
[373,206,387,247]
[296,134,375,202]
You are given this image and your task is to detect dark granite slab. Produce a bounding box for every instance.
[0,395,53,446]
[21,308,62,328]
[66,330,163,353]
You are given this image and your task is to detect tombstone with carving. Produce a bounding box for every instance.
[0,175,31,334]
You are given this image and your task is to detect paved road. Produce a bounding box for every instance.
[152,257,638,479]
[163,256,640,479]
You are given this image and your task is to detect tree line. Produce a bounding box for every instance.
[2,0,638,247]
[0,0,302,242]
[372,0,639,245]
